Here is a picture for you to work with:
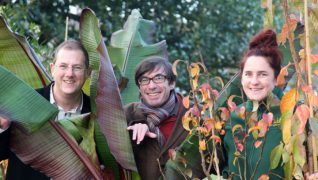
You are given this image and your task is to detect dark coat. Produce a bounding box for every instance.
[0,84,90,180]
[124,101,188,180]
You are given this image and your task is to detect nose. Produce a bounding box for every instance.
[147,79,157,88]
[251,75,259,84]
[64,67,74,76]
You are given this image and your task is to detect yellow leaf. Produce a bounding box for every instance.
[182,95,190,109]
[215,121,223,130]
[282,117,291,144]
[172,59,182,76]
[248,126,260,134]
[280,88,297,113]
[191,63,200,78]
[192,75,199,89]
[185,168,193,178]
[232,124,243,134]
[199,140,206,151]
[214,76,224,88]
[182,111,191,131]
[315,70,318,76]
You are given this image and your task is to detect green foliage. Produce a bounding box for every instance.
[0,0,264,91]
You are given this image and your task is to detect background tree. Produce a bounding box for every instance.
[0,0,264,91]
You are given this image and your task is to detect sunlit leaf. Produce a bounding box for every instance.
[172,59,182,76]
[182,111,191,131]
[295,104,310,134]
[248,126,260,134]
[254,140,262,148]
[237,143,244,152]
[270,143,283,169]
[199,140,206,151]
[284,158,294,180]
[182,95,190,109]
[252,101,259,112]
[282,117,291,144]
[190,63,200,78]
[276,62,291,88]
[280,88,297,113]
[227,95,237,112]
[277,18,298,45]
[232,124,243,134]
[215,121,223,130]
[192,75,199,89]
[210,135,221,144]
[258,174,269,180]
[218,107,230,121]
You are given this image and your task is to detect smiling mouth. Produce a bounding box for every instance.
[63,80,75,84]
[147,92,160,96]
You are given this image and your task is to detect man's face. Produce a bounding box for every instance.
[139,66,175,107]
[50,48,89,97]
[241,56,276,101]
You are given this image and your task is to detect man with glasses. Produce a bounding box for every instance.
[0,40,91,179]
[125,56,188,180]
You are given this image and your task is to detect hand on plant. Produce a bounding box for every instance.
[0,116,10,131]
[127,123,157,144]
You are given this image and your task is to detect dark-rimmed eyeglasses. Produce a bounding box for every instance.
[138,74,167,85]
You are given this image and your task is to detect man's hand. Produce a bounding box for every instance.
[127,123,157,144]
[0,116,10,131]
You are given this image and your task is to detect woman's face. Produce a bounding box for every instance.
[241,56,276,101]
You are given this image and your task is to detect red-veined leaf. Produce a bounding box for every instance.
[182,95,190,109]
[295,104,310,134]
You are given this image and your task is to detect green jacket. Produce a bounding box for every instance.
[223,88,285,180]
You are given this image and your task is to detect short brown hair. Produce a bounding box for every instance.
[135,56,176,88]
[53,39,89,68]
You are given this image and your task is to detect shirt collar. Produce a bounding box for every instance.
[49,83,83,114]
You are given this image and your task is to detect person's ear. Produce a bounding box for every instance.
[50,63,55,77]
[169,81,176,90]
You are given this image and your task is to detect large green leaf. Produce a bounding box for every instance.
[108,9,168,104]
[0,66,104,179]
[0,16,51,88]
[0,66,56,133]
[80,8,136,172]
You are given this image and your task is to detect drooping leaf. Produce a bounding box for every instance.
[182,95,190,109]
[172,59,182,76]
[0,16,51,88]
[282,116,292,144]
[276,62,291,88]
[182,111,191,131]
[0,66,103,179]
[295,104,310,134]
[292,136,306,167]
[232,124,243,134]
[80,8,136,171]
[270,143,283,169]
[227,95,238,112]
[108,9,168,105]
[191,63,200,78]
[280,88,297,113]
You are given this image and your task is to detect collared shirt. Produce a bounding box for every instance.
[50,83,83,120]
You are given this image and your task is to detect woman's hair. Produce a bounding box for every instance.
[239,29,283,78]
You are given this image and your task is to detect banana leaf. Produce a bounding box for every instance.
[80,8,136,172]
[0,66,104,179]
[0,16,51,88]
[108,9,168,104]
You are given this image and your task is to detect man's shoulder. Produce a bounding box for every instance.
[35,84,51,99]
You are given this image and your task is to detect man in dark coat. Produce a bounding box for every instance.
[0,40,91,179]
[125,56,189,180]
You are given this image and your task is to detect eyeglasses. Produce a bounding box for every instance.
[55,64,86,73]
[138,74,167,85]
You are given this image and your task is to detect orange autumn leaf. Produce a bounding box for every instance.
[172,59,182,76]
[215,121,223,130]
[315,70,318,76]
[254,140,263,148]
[192,75,199,89]
[219,107,230,121]
[276,62,291,88]
[313,94,318,108]
[227,95,237,112]
[182,111,192,131]
[280,88,297,113]
[282,117,291,144]
[191,63,200,78]
[295,104,310,134]
[258,174,269,180]
[210,135,222,144]
[199,140,206,151]
[182,95,190,109]
[199,83,213,102]
[277,18,298,45]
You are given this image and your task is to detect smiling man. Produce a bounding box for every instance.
[125,56,189,180]
[0,40,92,180]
